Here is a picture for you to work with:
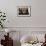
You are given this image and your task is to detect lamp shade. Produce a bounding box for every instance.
[5,29,10,33]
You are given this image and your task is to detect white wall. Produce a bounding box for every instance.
[0,0,46,27]
[0,0,46,32]
[0,1,46,46]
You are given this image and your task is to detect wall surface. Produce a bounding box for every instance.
[0,0,46,46]
[0,0,46,27]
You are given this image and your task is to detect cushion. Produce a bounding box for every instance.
[20,35,37,43]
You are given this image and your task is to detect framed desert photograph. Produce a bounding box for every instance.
[17,6,31,17]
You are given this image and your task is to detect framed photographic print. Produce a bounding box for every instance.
[17,6,31,17]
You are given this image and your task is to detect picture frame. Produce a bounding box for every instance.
[17,6,31,17]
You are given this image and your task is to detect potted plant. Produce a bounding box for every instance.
[0,10,6,28]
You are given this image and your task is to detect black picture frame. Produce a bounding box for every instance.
[17,6,31,17]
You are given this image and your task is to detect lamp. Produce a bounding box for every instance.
[5,29,10,37]
[5,29,9,33]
